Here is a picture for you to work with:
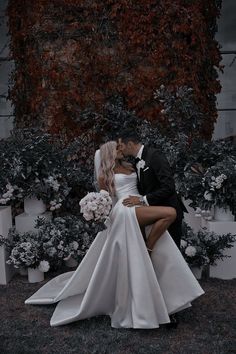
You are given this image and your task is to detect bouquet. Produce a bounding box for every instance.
[79,190,112,221]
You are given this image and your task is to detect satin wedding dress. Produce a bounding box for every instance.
[25,172,204,328]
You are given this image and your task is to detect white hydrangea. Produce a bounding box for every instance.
[0,183,16,204]
[185,245,197,257]
[44,176,60,191]
[210,174,227,190]
[38,260,50,272]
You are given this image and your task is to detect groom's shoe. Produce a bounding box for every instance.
[165,314,179,329]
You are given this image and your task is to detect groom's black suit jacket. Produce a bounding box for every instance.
[136,146,187,248]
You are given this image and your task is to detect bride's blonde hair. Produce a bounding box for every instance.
[99,141,117,196]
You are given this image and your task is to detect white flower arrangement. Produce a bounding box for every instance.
[79,190,112,222]
[182,156,236,217]
[209,173,227,190]
[0,130,72,211]
[180,222,236,267]
[0,183,23,205]
[2,231,47,270]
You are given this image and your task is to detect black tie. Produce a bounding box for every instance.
[135,157,141,164]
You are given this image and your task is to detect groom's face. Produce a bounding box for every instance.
[117,138,133,157]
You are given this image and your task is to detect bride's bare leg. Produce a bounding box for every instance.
[135,206,176,250]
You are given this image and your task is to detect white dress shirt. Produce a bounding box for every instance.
[135,145,149,205]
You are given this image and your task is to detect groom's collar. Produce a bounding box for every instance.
[136,145,144,160]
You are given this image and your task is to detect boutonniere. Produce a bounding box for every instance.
[137,159,146,169]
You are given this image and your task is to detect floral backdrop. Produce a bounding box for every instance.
[7,0,222,140]
[3,0,235,276]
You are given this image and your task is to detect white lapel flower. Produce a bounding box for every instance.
[137,159,145,169]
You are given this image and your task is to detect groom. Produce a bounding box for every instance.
[117,130,187,249]
[117,130,188,329]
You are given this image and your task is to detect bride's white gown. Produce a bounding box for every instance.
[25,173,204,328]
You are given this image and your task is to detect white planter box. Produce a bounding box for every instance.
[24,197,46,216]
[183,199,202,232]
[214,206,234,222]
[15,211,52,233]
[28,267,44,283]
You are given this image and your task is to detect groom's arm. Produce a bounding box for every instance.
[146,152,176,206]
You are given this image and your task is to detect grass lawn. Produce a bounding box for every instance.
[0,270,235,354]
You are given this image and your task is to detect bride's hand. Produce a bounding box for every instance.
[122,195,141,207]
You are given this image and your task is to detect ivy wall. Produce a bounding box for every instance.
[7,0,222,139]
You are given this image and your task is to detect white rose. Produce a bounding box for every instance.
[180,239,187,248]
[138,159,145,169]
[83,213,93,221]
[185,246,197,257]
[204,191,213,201]
[89,203,97,211]
[100,190,109,196]
[71,241,79,250]
[38,260,50,272]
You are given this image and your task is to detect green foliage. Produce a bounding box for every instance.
[154,85,204,140]
[181,222,236,267]
[179,140,236,215]
[0,129,96,211]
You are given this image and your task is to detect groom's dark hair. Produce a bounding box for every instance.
[118,129,141,144]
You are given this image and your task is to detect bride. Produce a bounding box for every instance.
[25,141,204,329]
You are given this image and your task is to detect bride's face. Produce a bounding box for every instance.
[117,138,132,156]
[116,145,124,159]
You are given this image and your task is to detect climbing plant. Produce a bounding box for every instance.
[7,0,222,140]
